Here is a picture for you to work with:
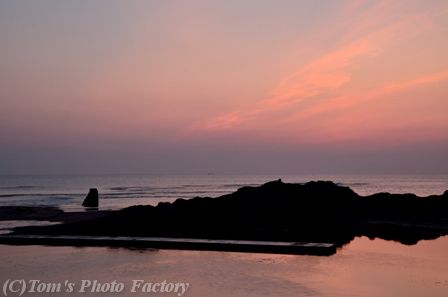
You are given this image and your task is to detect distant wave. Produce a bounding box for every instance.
[0,185,40,190]
[338,182,370,187]
[0,193,78,199]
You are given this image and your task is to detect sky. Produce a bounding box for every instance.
[1,0,448,174]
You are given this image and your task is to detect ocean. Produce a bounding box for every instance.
[1,174,447,211]
[2,235,448,297]
[1,174,448,296]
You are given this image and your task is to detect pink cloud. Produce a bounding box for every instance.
[264,43,369,109]
[182,0,447,147]
[384,72,448,92]
[187,111,241,132]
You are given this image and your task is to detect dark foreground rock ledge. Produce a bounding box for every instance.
[14,180,448,246]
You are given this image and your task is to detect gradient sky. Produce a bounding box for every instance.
[1,0,448,174]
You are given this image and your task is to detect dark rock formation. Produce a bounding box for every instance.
[82,188,98,207]
[17,180,448,246]
[0,206,62,221]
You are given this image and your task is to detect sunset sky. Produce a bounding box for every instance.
[1,0,448,174]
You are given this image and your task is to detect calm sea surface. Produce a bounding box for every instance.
[0,236,447,297]
[1,174,447,211]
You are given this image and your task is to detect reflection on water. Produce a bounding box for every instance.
[0,236,447,296]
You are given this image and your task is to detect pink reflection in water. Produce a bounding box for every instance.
[0,236,447,296]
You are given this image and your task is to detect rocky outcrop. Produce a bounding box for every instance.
[16,180,448,246]
[0,206,62,221]
[82,188,98,207]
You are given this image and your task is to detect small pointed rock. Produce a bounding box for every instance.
[82,188,98,207]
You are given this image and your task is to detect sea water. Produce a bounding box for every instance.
[1,174,448,296]
[0,174,447,211]
[0,236,447,297]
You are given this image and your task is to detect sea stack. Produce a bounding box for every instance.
[82,188,98,207]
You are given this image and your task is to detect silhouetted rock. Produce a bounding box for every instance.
[0,206,62,221]
[16,181,448,246]
[82,188,98,207]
